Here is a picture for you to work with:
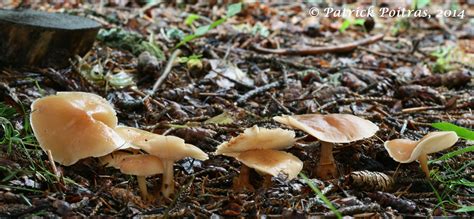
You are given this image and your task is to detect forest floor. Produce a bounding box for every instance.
[0,1,473,218]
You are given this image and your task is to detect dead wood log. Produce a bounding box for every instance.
[0,9,101,67]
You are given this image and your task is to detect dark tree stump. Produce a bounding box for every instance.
[0,9,101,67]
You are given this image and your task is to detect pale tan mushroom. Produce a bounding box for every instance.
[215,126,300,191]
[235,149,303,180]
[274,114,379,179]
[30,92,126,166]
[115,126,157,148]
[101,153,164,201]
[115,126,208,198]
[384,131,458,178]
[216,125,296,154]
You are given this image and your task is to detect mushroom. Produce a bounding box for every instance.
[101,152,164,201]
[384,131,458,178]
[215,126,302,191]
[30,92,126,166]
[274,114,379,179]
[115,126,208,198]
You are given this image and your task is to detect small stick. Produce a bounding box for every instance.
[358,47,417,63]
[253,34,384,55]
[129,87,165,108]
[317,97,397,111]
[46,150,60,178]
[236,81,281,105]
[46,150,61,184]
[400,105,445,114]
[268,94,292,114]
[148,49,181,98]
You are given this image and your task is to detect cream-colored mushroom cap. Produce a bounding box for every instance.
[30,92,126,166]
[231,149,303,180]
[139,135,208,161]
[274,114,379,143]
[56,92,118,128]
[115,126,158,149]
[100,151,136,168]
[384,131,458,163]
[118,154,164,176]
[216,125,296,155]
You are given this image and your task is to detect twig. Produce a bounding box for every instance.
[46,150,60,178]
[358,47,417,63]
[253,34,384,55]
[327,203,381,216]
[268,94,292,115]
[236,81,281,105]
[317,97,398,111]
[129,87,165,108]
[400,106,445,114]
[148,49,181,97]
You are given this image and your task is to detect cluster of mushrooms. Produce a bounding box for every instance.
[30,92,459,201]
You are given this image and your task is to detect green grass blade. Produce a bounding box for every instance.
[455,206,474,213]
[432,122,474,140]
[431,145,474,162]
[299,173,342,218]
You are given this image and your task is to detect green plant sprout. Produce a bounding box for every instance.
[175,2,242,48]
[299,173,342,218]
[431,46,454,73]
[412,0,430,10]
[430,122,474,214]
[339,18,365,33]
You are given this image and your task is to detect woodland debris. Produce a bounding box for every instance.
[345,171,394,192]
[149,49,181,97]
[368,191,417,213]
[236,81,282,105]
[327,203,381,216]
[413,70,472,88]
[397,85,445,104]
[138,51,162,76]
[0,9,100,67]
[253,34,384,55]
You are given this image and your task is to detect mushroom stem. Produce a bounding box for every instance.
[316,141,338,179]
[136,176,149,201]
[233,164,254,192]
[162,160,175,198]
[418,153,430,178]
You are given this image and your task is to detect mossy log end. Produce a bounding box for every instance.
[0,9,101,67]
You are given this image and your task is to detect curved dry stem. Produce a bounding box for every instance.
[161,160,175,198]
[233,164,254,192]
[418,153,430,178]
[316,141,338,179]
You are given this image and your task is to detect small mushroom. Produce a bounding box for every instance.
[235,149,303,180]
[215,126,301,191]
[30,92,126,166]
[101,153,163,201]
[115,126,208,198]
[384,131,458,178]
[274,114,379,179]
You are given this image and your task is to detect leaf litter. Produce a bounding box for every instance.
[0,0,472,218]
